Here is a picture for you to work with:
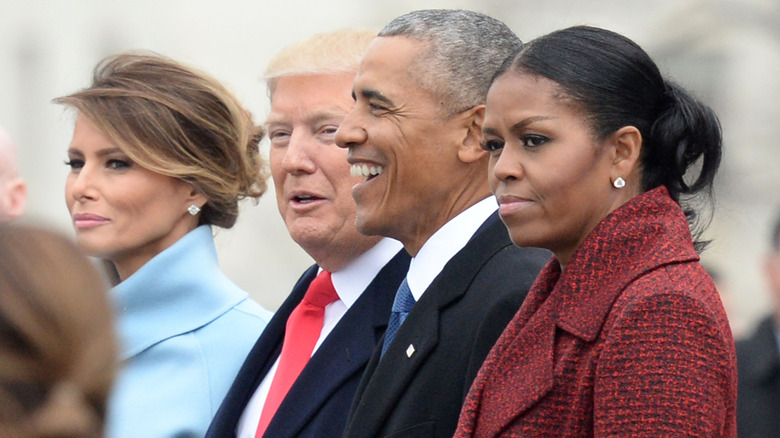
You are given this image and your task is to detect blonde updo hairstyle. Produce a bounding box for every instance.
[0,224,116,438]
[54,52,268,229]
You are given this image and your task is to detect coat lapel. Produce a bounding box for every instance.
[347,215,513,437]
[468,261,558,436]
[266,251,409,437]
[554,186,699,342]
[206,265,318,436]
[463,187,701,435]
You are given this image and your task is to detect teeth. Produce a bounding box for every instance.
[351,164,384,178]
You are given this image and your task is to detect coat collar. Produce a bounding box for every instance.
[206,265,318,437]
[553,186,699,341]
[112,225,249,360]
[267,249,409,437]
[349,214,511,438]
[465,187,701,436]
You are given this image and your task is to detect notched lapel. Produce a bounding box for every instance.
[384,303,439,369]
[267,252,408,437]
[349,306,440,437]
[476,305,556,436]
[206,266,319,437]
[268,324,373,434]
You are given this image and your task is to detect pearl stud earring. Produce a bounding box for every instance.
[613,177,626,189]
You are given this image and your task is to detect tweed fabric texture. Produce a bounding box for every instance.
[455,186,737,437]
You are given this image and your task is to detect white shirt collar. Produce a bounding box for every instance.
[330,237,404,309]
[406,196,497,301]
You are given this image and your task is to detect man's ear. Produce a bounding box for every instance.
[609,125,642,180]
[4,179,26,221]
[457,105,487,164]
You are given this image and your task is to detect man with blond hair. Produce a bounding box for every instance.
[206,29,409,438]
[0,126,26,222]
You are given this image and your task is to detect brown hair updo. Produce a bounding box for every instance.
[55,52,269,228]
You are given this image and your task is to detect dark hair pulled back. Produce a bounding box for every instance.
[496,25,722,248]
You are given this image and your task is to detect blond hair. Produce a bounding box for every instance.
[55,52,268,228]
[264,28,376,97]
[0,225,116,437]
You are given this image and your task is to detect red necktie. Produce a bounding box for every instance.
[255,270,339,437]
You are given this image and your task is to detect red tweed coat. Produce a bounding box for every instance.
[455,187,737,437]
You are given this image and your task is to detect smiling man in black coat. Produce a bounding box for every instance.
[334,10,549,438]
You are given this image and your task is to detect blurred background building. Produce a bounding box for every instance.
[1,0,778,338]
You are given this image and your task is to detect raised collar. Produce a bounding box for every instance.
[112,225,248,360]
[547,186,700,341]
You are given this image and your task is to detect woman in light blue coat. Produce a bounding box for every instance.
[55,53,272,438]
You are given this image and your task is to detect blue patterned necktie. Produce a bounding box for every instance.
[381,278,416,356]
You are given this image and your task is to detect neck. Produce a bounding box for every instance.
[403,191,490,257]
[307,235,383,272]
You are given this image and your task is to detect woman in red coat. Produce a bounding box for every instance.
[455,26,736,437]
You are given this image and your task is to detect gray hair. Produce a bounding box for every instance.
[379,9,522,114]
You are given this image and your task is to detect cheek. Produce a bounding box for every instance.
[127,183,176,219]
[487,157,499,192]
[270,163,286,188]
[275,192,289,222]
[272,174,287,211]
[330,174,359,217]
[269,147,285,174]
[325,158,359,198]
[64,181,74,211]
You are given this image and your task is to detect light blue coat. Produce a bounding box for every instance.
[107,226,272,438]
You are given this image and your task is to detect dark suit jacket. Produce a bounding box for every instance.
[456,187,737,437]
[206,250,410,438]
[342,212,549,438]
[736,315,780,438]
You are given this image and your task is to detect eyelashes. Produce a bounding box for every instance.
[64,158,132,171]
[480,139,504,152]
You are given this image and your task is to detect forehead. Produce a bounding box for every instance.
[71,115,127,148]
[268,73,355,119]
[484,73,599,137]
[354,36,427,96]
[488,73,580,115]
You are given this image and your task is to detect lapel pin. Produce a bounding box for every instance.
[406,344,415,358]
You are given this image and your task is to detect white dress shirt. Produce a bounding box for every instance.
[237,237,403,438]
[406,196,497,301]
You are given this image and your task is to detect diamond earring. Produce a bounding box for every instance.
[187,204,201,216]
[613,177,626,189]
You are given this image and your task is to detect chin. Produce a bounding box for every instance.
[73,235,110,258]
[354,213,385,238]
[507,230,540,250]
[290,228,334,251]
[78,245,113,261]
